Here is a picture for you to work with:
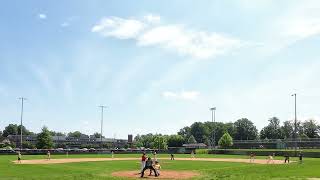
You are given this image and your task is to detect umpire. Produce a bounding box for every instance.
[140,157,158,177]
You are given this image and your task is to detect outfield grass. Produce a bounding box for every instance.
[213,149,320,152]
[0,153,319,179]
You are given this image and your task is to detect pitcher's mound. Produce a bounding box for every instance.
[112,170,199,179]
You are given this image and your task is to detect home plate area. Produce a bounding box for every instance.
[111,170,199,179]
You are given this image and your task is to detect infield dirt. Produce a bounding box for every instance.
[13,157,290,164]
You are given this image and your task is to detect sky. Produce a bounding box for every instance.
[1,0,320,139]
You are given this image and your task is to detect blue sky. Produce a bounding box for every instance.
[1,0,320,138]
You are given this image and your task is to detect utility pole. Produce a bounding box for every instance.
[291,94,297,155]
[99,105,107,149]
[18,97,27,151]
[210,107,216,150]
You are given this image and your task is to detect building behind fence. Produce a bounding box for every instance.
[7,135,129,149]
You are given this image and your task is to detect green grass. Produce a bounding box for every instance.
[0,153,319,179]
[213,149,320,152]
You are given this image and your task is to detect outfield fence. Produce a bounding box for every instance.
[232,138,320,149]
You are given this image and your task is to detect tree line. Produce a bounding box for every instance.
[0,124,105,149]
[1,117,319,149]
[179,117,319,144]
[134,117,320,149]
[1,124,105,139]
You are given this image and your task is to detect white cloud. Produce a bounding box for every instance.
[212,60,320,130]
[61,22,69,27]
[30,64,52,91]
[236,0,274,10]
[162,91,178,98]
[38,14,47,19]
[82,121,89,125]
[0,85,8,97]
[91,17,145,39]
[180,91,200,100]
[138,25,242,59]
[60,16,78,28]
[143,14,161,23]
[259,1,320,54]
[92,15,244,59]
[282,17,320,40]
[162,90,200,100]
[63,77,73,103]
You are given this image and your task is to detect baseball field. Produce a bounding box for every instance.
[1,153,320,179]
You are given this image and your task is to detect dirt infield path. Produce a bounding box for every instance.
[174,158,288,164]
[13,158,137,164]
[112,170,199,179]
[13,157,290,165]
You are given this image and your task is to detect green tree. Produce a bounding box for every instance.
[22,141,36,149]
[36,126,53,149]
[260,117,283,139]
[18,125,34,135]
[55,143,67,149]
[203,121,236,146]
[303,119,319,138]
[49,131,65,136]
[154,135,168,150]
[296,120,304,137]
[92,132,103,138]
[299,133,309,139]
[281,120,294,139]
[218,132,233,149]
[2,124,18,137]
[134,133,154,148]
[224,122,236,138]
[167,135,184,147]
[187,135,197,144]
[178,126,191,142]
[68,131,88,138]
[234,118,258,140]
[2,124,34,137]
[190,122,209,143]
[134,134,168,149]
[204,121,221,146]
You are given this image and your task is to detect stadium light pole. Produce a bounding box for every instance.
[210,107,216,150]
[99,105,107,149]
[18,97,27,151]
[291,93,297,155]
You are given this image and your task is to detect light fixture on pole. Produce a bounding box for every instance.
[210,107,216,150]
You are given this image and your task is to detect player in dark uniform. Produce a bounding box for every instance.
[170,153,175,160]
[284,154,290,163]
[140,157,158,177]
[17,151,22,163]
[298,152,303,163]
[249,152,255,163]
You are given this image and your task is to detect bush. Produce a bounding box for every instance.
[196,149,209,154]
[218,132,233,149]
[22,142,36,149]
